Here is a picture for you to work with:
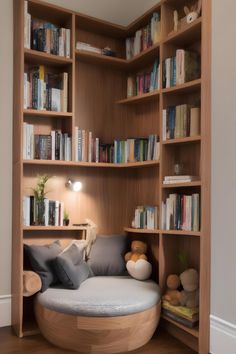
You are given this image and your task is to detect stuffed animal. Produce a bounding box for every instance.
[162,274,181,306]
[125,241,152,281]
[184,0,202,24]
[179,268,199,308]
[125,240,147,263]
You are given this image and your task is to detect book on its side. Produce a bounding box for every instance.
[162,309,199,328]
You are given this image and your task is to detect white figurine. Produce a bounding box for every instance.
[184,0,202,24]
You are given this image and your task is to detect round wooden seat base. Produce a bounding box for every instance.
[35,301,161,354]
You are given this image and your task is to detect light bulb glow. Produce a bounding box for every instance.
[72,181,82,192]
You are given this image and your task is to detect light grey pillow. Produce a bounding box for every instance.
[87,235,127,276]
[24,240,62,292]
[54,244,93,289]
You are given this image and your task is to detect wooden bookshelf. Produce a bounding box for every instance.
[13,1,211,353]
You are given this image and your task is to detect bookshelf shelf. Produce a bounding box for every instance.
[162,315,199,338]
[162,136,201,145]
[161,230,201,237]
[24,48,73,66]
[23,160,160,168]
[164,18,202,46]
[162,181,201,188]
[75,50,127,70]
[117,90,160,105]
[13,0,211,352]
[23,109,73,118]
[23,226,88,231]
[162,78,201,95]
[124,227,160,234]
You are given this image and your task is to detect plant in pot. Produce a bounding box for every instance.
[63,210,70,226]
[32,174,50,226]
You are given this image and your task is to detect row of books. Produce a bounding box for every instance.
[163,106,200,140]
[161,193,200,231]
[132,206,158,230]
[126,12,161,59]
[24,66,68,112]
[162,300,199,328]
[163,175,199,185]
[163,50,200,88]
[23,196,65,227]
[23,123,72,161]
[127,60,160,97]
[75,129,160,163]
[24,1,70,58]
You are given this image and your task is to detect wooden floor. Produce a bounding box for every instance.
[0,327,196,354]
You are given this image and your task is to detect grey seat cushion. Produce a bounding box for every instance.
[36,276,161,317]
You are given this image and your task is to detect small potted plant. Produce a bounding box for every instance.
[32,175,50,226]
[63,210,70,226]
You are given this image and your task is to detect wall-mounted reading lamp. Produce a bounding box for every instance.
[66,179,83,192]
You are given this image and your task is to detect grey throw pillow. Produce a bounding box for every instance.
[54,243,93,289]
[87,235,127,276]
[24,240,62,292]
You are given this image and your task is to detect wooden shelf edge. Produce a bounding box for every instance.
[23,226,88,231]
[24,48,73,64]
[75,49,127,69]
[162,315,199,338]
[23,109,73,117]
[162,136,201,145]
[161,230,201,237]
[162,79,201,94]
[124,227,160,234]
[23,160,160,168]
[117,90,160,104]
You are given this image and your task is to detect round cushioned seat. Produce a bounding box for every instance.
[35,276,161,354]
[36,276,161,317]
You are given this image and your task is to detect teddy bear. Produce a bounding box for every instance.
[162,274,181,306]
[125,240,152,281]
[125,240,148,263]
[179,268,199,309]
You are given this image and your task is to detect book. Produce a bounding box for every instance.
[162,193,200,231]
[132,206,158,229]
[162,300,199,321]
[24,1,31,49]
[163,176,199,184]
[162,309,199,328]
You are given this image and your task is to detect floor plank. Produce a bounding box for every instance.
[0,327,195,354]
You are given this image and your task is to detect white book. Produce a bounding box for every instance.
[66,29,71,58]
[23,122,27,159]
[51,88,61,112]
[44,199,49,226]
[95,138,99,163]
[51,131,56,160]
[74,127,78,161]
[134,30,142,56]
[88,132,93,163]
[135,208,140,228]
[166,58,171,88]
[30,124,34,159]
[23,196,30,226]
[153,141,160,161]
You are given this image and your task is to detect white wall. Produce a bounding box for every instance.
[210,0,236,352]
[0,0,13,326]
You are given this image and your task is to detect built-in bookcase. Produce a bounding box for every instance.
[13,0,211,353]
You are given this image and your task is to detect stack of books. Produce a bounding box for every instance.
[114,135,160,163]
[132,206,158,229]
[76,42,102,55]
[127,59,160,97]
[163,176,199,185]
[126,12,161,59]
[24,1,71,57]
[23,123,72,161]
[24,66,68,112]
[163,50,200,88]
[162,300,199,328]
[161,193,200,231]
[163,106,200,140]
[23,196,64,227]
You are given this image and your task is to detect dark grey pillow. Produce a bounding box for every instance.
[54,243,93,289]
[24,241,62,292]
[87,235,127,276]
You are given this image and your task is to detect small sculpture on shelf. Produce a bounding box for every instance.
[172,0,202,34]
[63,209,70,226]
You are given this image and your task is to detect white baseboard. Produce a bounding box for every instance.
[0,295,11,327]
[210,315,236,354]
